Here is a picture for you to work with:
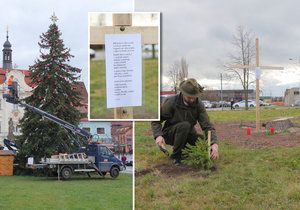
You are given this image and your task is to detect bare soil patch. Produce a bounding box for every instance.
[214,121,300,149]
[135,163,216,178]
[145,121,300,149]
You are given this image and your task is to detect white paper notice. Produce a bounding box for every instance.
[105,34,142,108]
[255,67,261,80]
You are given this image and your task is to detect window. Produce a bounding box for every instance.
[83,127,90,133]
[97,128,105,134]
[100,147,113,156]
[294,91,299,95]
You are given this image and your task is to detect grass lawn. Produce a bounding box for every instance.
[0,174,132,210]
[135,108,300,209]
[90,58,158,119]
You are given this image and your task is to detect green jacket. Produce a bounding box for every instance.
[151,93,218,144]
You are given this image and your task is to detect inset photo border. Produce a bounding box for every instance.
[89,12,160,121]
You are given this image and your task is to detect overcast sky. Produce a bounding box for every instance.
[136,0,300,97]
[0,0,133,88]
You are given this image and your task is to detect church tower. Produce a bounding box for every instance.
[2,29,12,69]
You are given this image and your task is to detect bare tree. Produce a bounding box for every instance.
[167,57,189,91]
[224,26,255,110]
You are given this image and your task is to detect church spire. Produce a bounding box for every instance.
[2,27,12,70]
[6,26,8,40]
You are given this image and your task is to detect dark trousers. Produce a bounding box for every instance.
[163,121,198,159]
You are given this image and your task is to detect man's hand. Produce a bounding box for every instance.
[210,143,219,160]
[155,136,166,148]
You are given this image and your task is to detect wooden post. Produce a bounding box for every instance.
[255,38,260,132]
[208,131,211,158]
[113,14,133,119]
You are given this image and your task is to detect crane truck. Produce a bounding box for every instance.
[2,81,125,180]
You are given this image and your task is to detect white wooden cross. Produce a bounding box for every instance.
[90,13,158,119]
[231,38,284,132]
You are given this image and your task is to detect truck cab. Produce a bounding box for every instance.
[86,143,125,178]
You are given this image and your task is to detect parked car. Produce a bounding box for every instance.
[259,100,270,106]
[219,101,230,107]
[233,100,256,108]
[90,48,96,59]
[202,100,212,108]
[126,160,133,166]
[210,101,220,108]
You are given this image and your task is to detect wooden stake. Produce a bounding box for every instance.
[113,14,133,119]
[208,131,211,158]
[114,108,133,119]
[255,38,260,132]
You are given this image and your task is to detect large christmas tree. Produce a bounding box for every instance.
[17,14,84,164]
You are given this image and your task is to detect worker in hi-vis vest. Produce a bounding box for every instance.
[7,75,14,87]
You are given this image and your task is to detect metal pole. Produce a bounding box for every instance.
[220,73,223,111]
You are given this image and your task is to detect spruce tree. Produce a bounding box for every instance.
[182,138,214,170]
[16,14,84,164]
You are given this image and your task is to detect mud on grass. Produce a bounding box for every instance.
[135,162,217,178]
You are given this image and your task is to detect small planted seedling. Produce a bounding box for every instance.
[182,138,214,170]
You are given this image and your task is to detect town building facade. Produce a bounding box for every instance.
[284,87,300,106]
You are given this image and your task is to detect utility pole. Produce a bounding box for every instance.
[220,73,223,111]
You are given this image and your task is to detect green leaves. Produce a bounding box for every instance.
[182,138,214,170]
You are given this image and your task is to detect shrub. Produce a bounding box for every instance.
[182,138,213,169]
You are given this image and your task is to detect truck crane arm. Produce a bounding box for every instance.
[2,81,92,140]
[18,102,92,139]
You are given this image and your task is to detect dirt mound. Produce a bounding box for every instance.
[136,163,216,178]
[215,122,300,149]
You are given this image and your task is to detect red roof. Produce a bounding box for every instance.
[74,82,88,119]
[111,122,132,126]
[0,68,88,120]
[73,82,88,104]
[0,68,32,86]
[161,91,176,95]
